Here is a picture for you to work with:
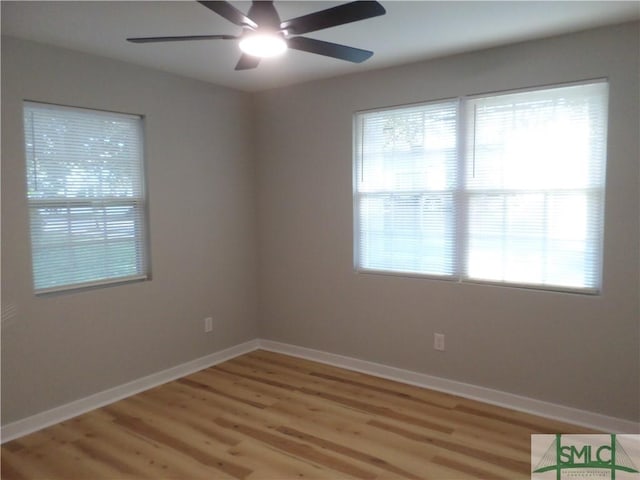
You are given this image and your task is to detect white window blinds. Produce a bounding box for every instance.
[23,102,149,293]
[464,82,608,291]
[354,101,458,277]
[354,80,608,293]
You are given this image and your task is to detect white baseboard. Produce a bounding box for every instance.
[2,337,637,443]
[257,339,640,434]
[0,339,260,443]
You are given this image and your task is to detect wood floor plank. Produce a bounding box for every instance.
[192,368,283,407]
[167,378,300,431]
[270,396,528,479]
[367,418,531,474]
[122,395,241,455]
[248,350,461,409]
[1,350,597,479]
[133,389,242,448]
[4,440,122,480]
[1,448,60,479]
[65,413,221,479]
[267,400,476,478]
[2,421,83,454]
[431,453,518,480]
[220,357,465,442]
[53,441,140,478]
[233,439,356,480]
[221,357,335,393]
[213,415,380,479]
[226,353,532,442]
[274,424,424,479]
[103,404,248,479]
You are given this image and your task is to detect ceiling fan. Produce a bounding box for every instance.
[127,1,386,71]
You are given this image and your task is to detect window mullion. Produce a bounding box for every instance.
[456,97,467,283]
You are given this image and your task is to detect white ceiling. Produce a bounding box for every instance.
[2,1,639,92]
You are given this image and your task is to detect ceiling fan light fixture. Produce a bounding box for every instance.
[239,32,287,58]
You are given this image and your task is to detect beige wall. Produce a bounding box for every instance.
[254,22,640,422]
[1,37,259,424]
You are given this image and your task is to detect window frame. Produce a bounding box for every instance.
[23,100,151,295]
[353,79,608,295]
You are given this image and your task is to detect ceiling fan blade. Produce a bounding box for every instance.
[235,54,261,71]
[247,1,281,27]
[287,36,373,63]
[198,1,257,29]
[280,1,385,36]
[127,34,237,44]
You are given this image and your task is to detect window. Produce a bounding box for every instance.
[354,101,459,277]
[23,102,149,294]
[354,81,608,293]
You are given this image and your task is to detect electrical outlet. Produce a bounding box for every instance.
[434,333,445,351]
[204,317,213,333]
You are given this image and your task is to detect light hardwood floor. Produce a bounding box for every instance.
[1,350,594,479]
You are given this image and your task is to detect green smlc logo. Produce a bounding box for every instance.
[533,434,639,479]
